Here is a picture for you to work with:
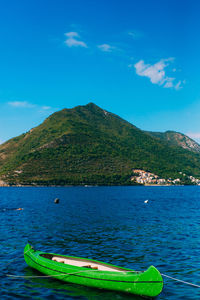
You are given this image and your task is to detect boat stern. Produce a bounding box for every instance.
[135,265,163,298]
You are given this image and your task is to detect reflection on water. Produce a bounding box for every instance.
[23,268,143,300]
[1,186,200,299]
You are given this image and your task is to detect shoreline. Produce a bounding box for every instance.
[0,184,197,187]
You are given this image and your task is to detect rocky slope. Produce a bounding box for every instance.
[148,131,200,152]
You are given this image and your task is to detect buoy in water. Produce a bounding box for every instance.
[144,200,149,203]
[54,198,59,204]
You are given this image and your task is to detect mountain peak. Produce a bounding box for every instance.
[84,102,103,112]
[86,102,99,107]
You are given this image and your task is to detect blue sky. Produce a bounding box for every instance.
[0,0,200,142]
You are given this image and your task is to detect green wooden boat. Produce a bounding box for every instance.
[24,244,163,298]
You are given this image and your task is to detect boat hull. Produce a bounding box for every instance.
[24,244,163,298]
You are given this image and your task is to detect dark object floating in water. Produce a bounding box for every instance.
[54,198,59,204]
[24,243,163,298]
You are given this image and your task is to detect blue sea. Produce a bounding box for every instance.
[1,186,200,299]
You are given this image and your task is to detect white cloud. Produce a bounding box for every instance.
[42,106,51,110]
[128,30,143,39]
[97,44,115,52]
[128,31,137,38]
[134,58,184,90]
[65,32,79,38]
[7,101,53,112]
[163,77,175,88]
[8,101,35,108]
[174,80,182,90]
[64,32,87,48]
[134,58,172,84]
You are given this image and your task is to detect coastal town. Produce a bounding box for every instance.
[131,169,200,186]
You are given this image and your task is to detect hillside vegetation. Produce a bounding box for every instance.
[0,103,200,185]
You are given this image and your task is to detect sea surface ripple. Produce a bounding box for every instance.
[1,186,200,299]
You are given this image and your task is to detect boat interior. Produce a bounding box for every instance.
[40,254,130,272]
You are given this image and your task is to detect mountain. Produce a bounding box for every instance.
[147,131,200,153]
[0,102,200,185]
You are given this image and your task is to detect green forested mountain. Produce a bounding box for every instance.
[0,103,200,185]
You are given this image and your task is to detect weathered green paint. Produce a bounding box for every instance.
[24,244,163,298]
